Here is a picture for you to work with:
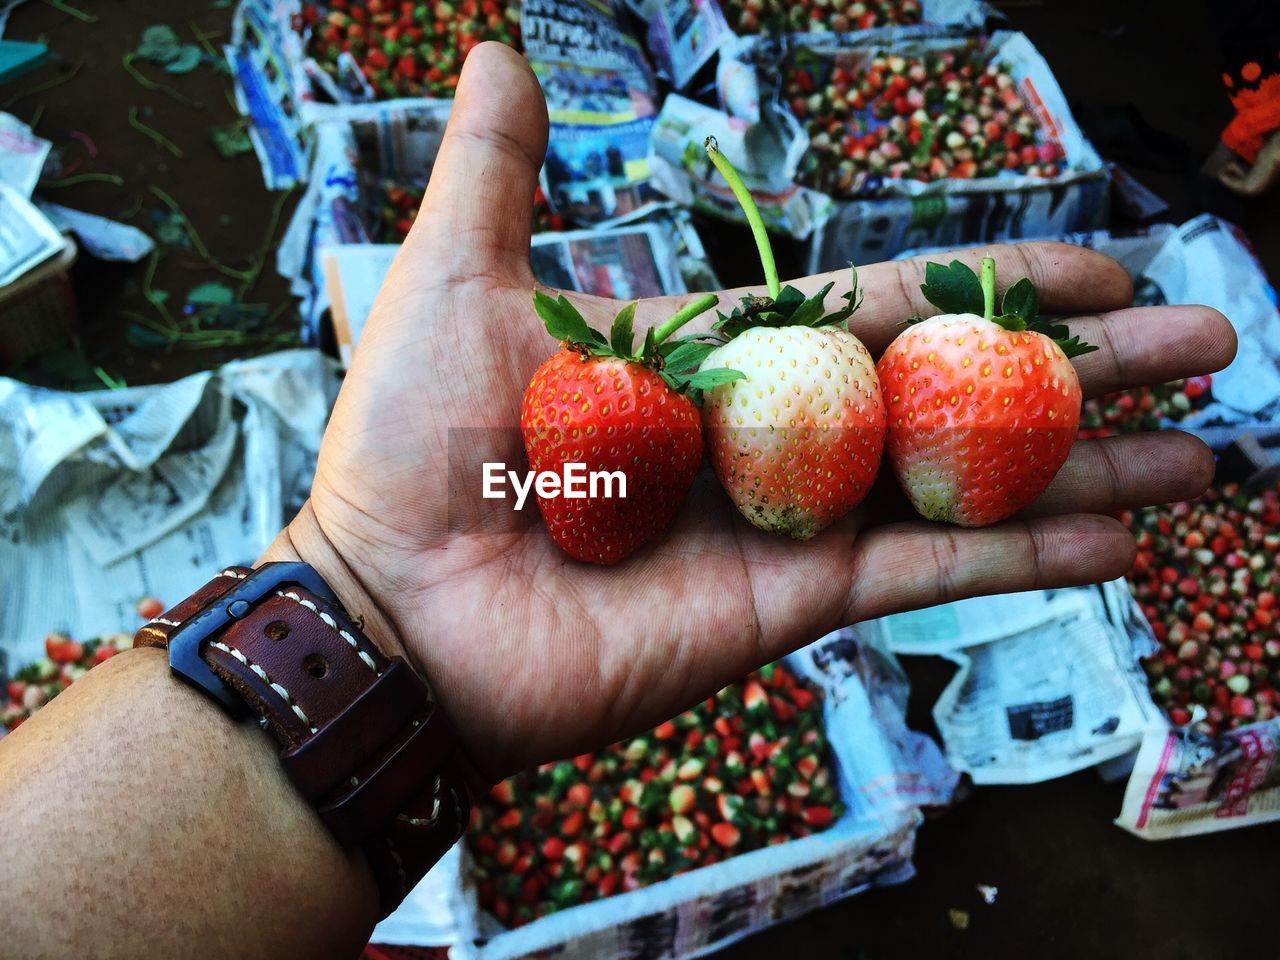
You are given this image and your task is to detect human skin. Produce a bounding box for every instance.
[0,42,1236,960]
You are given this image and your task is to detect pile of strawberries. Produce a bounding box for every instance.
[374,182,563,242]
[2,633,132,734]
[467,663,841,927]
[1,597,162,735]
[783,42,1061,193]
[1077,377,1212,440]
[301,0,522,100]
[720,0,923,34]
[1124,483,1280,737]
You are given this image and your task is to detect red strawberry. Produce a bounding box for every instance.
[45,633,84,664]
[136,596,164,620]
[520,291,728,564]
[877,258,1095,526]
[696,138,886,539]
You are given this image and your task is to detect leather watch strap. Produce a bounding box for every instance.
[134,565,469,917]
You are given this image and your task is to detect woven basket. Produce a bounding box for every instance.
[0,241,77,368]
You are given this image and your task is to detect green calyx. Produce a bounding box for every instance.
[704,136,863,341]
[532,290,745,403]
[916,256,1099,360]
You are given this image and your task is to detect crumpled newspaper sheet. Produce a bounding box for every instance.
[0,350,340,674]
[859,581,1163,784]
[522,0,667,228]
[1117,717,1280,839]
[374,629,958,956]
[0,111,153,279]
[321,212,714,366]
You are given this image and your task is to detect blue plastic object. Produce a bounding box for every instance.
[0,40,49,86]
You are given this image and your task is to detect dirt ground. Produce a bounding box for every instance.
[3,0,1278,957]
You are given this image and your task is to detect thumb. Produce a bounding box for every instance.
[409,42,548,285]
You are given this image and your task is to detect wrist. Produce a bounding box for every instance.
[258,501,410,666]
[259,505,492,794]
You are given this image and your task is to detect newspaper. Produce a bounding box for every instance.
[282,95,715,352]
[0,0,28,34]
[322,214,711,366]
[0,350,340,675]
[276,98,454,339]
[641,0,735,90]
[649,92,829,240]
[226,0,313,189]
[0,111,49,198]
[859,581,1162,784]
[374,629,957,956]
[522,0,666,227]
[0,182,68,287]
[0,113,152,269]
[36,201,155,263]
[1116,719,1280,839]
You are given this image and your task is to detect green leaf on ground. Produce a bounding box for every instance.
[210,122,253,158]
[164,45,203,74]
[136,25,181,63]
[186,281,235,307]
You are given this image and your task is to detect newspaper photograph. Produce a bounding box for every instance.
[523,0,665,225]
[859,582,1162,784]
[1118,719,1280,839]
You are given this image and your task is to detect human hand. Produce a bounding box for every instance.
[1218,131,1280,197]
[264,43,1236,782]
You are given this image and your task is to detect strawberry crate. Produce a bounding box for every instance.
[372,631,957,959]
[0,241,77,369]
[279,97,719,353]
[227,0,523,189]
[641,0,993,91]
[650,28,1109,269]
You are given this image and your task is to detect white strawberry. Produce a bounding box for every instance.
[699,325,886,539]
[674,137,887,539]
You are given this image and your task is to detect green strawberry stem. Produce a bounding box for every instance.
[704,136,781,300]
[980,257,996,322]
[653,293,720,346]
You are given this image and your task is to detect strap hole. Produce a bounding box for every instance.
[303,654,329,679]
[265,620,290,641]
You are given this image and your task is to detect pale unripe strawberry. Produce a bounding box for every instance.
[878,257,1094,527]
[700,326,886,539]
[694,136,888,540]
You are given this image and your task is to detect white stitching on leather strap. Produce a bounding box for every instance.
[219,569,247,580]
[396,776,443,827]
[274,590,380,675]
[148,618,181,627]
[207,641,318,734]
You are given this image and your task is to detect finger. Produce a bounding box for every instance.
[1021,432,1215,519]
[408,41,547,284]
[843,513,1136,622]
[853,241,1135,350]
[1069,304,1237,398]
[635,241,1134,350]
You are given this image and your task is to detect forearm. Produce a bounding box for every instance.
[0,646,378,959]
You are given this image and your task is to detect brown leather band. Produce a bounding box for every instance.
[134,565,468,918]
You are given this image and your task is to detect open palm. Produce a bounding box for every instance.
[266,43,1236,782]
